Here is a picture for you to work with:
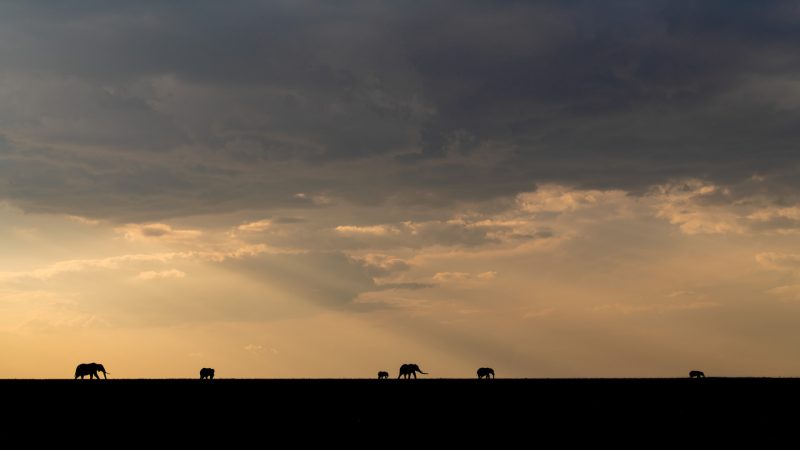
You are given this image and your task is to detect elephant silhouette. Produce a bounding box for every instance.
[689,370,705,378]
[477,367,495,379]
[74,362,108,379]
[200,368,215,380]
[398,363,427,379]
[377,371,389,379]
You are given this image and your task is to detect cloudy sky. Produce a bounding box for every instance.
[3,1,800,378]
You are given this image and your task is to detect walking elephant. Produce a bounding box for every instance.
[477,367,495,379]
[377,371,389,379]
[200,368,215,380]
[74,362,108,379]
[398,363,427,379]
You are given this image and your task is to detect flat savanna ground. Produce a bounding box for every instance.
[3,378,798,440]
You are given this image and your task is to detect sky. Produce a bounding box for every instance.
[2,0,800,378]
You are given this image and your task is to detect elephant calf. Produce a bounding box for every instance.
[689,370,705,378]
[377,371,389,379]
[477,367,495,379]
[200,368,215,380]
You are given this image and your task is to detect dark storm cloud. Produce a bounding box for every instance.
[1,1,800,220]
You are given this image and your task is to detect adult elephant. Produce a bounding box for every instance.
[477,367,495,379]
[200,368,215,380]
[398,363,427,379]
[74,363,108,379]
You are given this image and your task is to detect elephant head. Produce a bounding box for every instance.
[477,367,495,379]
[74,362,108,380]
[398,363,428,379]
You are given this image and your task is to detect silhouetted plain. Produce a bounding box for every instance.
[398,363,427,379]
[74,362,108,379]
[689,370,705,378]
[4,378,799,440]
[200,368,215,380]
[477,367,495,379]
[377,371,389,379]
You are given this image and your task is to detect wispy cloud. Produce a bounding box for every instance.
[755,252,800,273]
[517,186,626,214]
[0,244,275,281]
[135,269,186,281]
[432,271,497,283]
[650,180,744,235]
[66,215,100,226]
[335,225,401,236]
[243,344,277,355]
[238,219,272,232]
[115,223,202,241]
[591,301,719,315]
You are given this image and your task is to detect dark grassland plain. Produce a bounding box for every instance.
[3,378,797,442]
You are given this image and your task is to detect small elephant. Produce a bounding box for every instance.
[398,363,427,379]
[689,370,705,378]
[377,371,389,379]
[75,362,108,380]
[477,367,495,379]
[200,368,215,380]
